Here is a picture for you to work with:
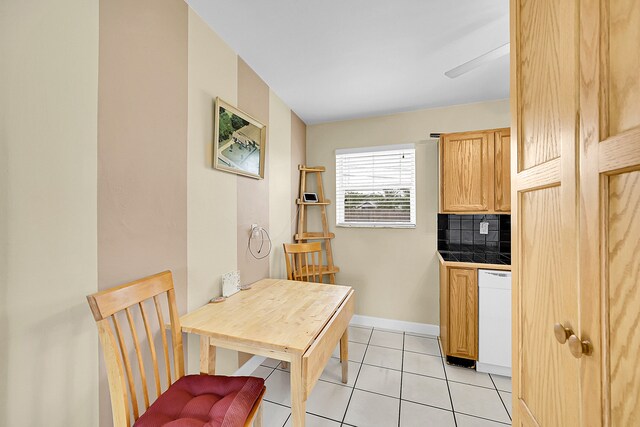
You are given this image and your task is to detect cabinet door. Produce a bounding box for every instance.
[441,132,490,212]
[494,128,511,212]
[447,268,477,359]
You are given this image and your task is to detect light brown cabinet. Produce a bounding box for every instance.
[446,267,478,359]
[439,256,511,362]
[439,128,510,214]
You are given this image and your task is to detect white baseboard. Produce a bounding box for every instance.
[350,314,439,337]
[476,362,511,377]
[233,355,267,376]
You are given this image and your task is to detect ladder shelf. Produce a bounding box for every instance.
[295,165,338,284]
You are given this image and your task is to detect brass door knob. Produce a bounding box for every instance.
[554,323,573,344]
[568,335,592,358]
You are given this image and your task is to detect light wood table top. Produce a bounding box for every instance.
[180,278,353,355]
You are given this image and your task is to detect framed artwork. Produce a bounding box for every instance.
[214,97,266,179]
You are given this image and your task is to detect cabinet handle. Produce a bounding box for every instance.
[568,335,593,358]
[553,323,573,344]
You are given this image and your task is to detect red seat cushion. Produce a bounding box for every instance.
[134,375,265,427]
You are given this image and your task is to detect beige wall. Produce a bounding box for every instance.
[0,0,99,425]
[187,10,306,374]
[307,100,510,325]
[237,58,270,286]
[269,92,293,279]
[97,0,188,424]
[187,8,240,375]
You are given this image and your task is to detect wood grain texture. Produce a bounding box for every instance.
[578,1,605,424]
[518,0,570,170]
[441,133,490,212]
[437,252,512,272]
[439,258,448,356]
[608,171,640,425]
[494,129,512,211]
[599,128,640,174]
[519,187,579,426]
[608,0,640,134]
[180,279,351,354]
[447,268,477,360]
[302,290,354,399]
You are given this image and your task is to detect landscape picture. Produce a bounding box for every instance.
[214,97,266,179]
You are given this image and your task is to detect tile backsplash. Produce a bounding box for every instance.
[437,214,511,254]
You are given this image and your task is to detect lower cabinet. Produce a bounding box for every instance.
[440,264,478,361]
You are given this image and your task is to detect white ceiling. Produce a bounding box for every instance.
[187,0,510,124]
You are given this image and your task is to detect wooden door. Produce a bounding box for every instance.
[447,268,477,360]
[511,0,581,425]
[440,132,491,212]
[512,0,640,425]
[494,129,511,212]
[580,0,640,425]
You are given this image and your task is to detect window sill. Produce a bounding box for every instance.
[336,223,416,229]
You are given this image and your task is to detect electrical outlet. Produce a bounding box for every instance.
[479,221,489,235]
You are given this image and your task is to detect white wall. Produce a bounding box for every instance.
[0,0,99,425]
[307,100,510,326]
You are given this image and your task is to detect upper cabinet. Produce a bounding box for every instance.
[493,128,511,212]
[439,128,511,213]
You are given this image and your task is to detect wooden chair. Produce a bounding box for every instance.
[87,271,265,427]
[283,242,324,283]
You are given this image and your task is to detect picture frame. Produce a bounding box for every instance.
[214,97,266,179]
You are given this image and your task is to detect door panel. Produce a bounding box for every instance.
[609,0,640,134]
[519,187,579,426]
[441,133,489,212]
[518,0,573,170]
[448,268,477,359]
[607,171,640,425]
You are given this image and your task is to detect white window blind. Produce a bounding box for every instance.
[335,144,416,228]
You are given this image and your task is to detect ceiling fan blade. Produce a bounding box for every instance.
[445,42,510,79]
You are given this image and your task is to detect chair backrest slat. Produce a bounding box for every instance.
[125,306,150,409]
[87,271,183,426]
[153,294,172,385]
[112,313,140,420]
[167,288,185,379]
[283,242,324,283]
[139,302,162,399]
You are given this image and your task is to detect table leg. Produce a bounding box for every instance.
[290,357,306,427]
[199,335,216,375]
[340,329,348,383]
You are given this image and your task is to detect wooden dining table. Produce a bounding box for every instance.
[179,278,355,427]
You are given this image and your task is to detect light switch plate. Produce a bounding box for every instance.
[480,221,489,235]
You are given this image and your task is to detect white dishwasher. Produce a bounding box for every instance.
[477,269,512,377]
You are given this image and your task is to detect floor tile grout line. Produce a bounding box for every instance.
[489,374,512,421]
[398,331,405,427]
[454,410,512,425]
[339,327,373,425]
[438,337,458,427]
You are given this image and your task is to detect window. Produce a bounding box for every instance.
[336,144,416,228]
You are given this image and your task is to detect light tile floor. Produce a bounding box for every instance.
[252,325,512,426]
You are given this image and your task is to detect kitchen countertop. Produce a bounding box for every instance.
[437,250,512,271]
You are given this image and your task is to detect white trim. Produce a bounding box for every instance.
[335,143,414,155]
[232,355,267,376]
[476,362,512,377]
[350,314,439,337]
